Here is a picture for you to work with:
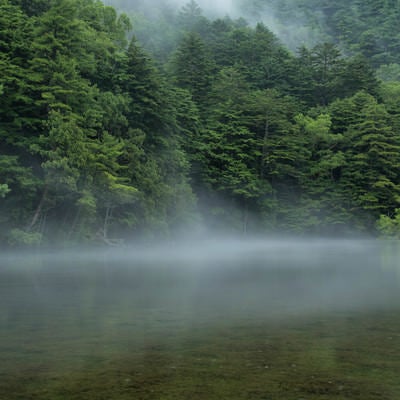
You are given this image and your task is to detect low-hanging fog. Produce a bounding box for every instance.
[2,238,400,327]
[2,237,400,395]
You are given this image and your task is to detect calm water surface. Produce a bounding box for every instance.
[1,239,400,399]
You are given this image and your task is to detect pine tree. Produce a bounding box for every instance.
[170,32,215,111]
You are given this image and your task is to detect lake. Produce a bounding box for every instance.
[1,238,400,399]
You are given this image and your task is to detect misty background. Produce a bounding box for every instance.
[103,0,325,50]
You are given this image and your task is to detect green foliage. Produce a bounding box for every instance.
[170,32,215,109]
[2,0,400,244]
[376,63,400,82]
[8,228,42,246]
[377,210,400,238]
[0,183,10,197]
[0,0,198,246]
[291,43,379,106]
[0,154,39,234]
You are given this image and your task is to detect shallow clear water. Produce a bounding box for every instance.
[1,239,400,399]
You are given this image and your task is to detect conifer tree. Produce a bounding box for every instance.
[171,32,215,111]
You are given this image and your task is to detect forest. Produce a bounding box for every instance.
[1,0,400,247]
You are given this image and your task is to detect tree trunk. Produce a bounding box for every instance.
[103,206,113,241]
[27,185,48,232]
[243,199,249,235]
[261,113,269,179]
[67,206,82,240]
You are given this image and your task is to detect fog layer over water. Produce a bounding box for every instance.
[1,238,400,323]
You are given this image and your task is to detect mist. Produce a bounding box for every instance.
[2,237,400,398]
[171,0,238,17]
[104,0,324,50]
[2,238,400,319]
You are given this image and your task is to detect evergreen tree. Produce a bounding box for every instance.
[343,97,400,220]
[170,32,215,111]
[119,37,166,135]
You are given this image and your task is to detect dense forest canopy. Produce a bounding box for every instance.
[1,0,400,247]
[106,0,400,73]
